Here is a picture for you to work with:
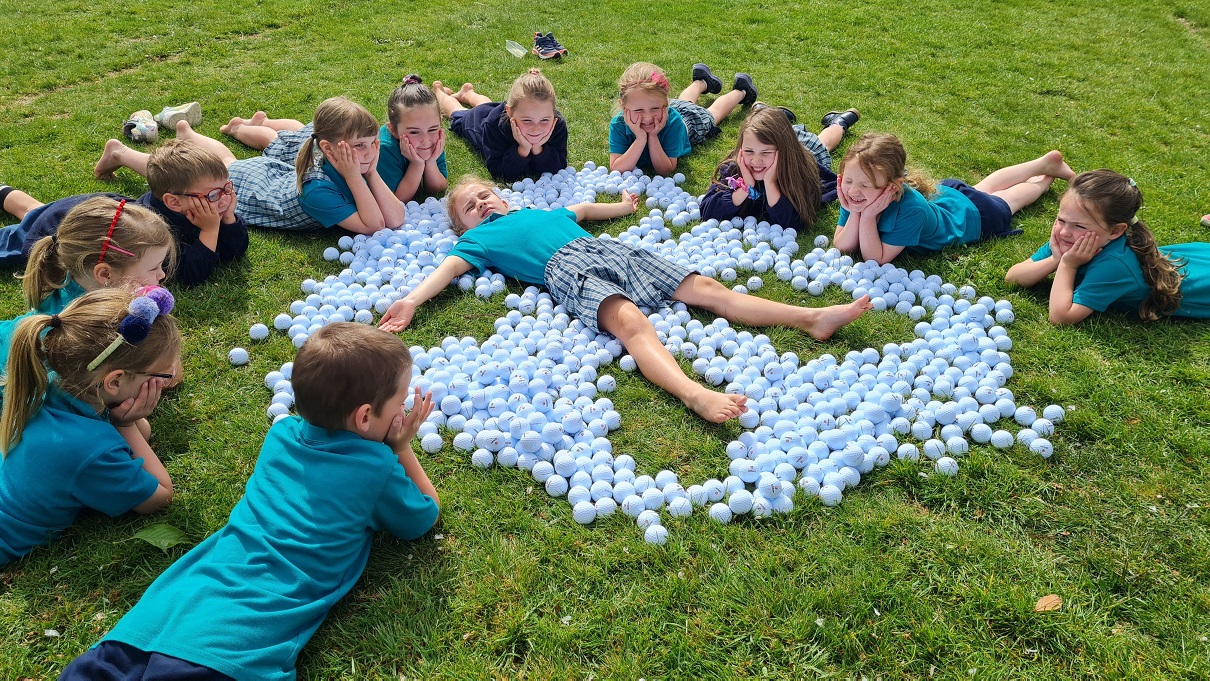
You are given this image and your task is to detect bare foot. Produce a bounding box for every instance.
[685,388,748,423]
[94,139,127,180]
[176,119,198,139]
[431,80,454,96]
[803,295,872,341]
[248,111,268,126]
[219,116,245,136]
[1040,150,1075,181]
[453,83,476,104]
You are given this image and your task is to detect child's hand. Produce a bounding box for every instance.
[738,153,757,190]
[402,136,426,163]
[1060,232,1100,268]
[221,187,238,224]
[182,195,221,233]
[651,106,668,134]
[510,117,533,155]
[762,152,779,191]
[620,189,640,214]
[385,387,435,450]
[109,377,164,427]
[836,175,854,213]
[428,129,446,165]
[865,183,898,217]
[624,109,647,141]
[378,298,417,332]
[1048,228,1067,259]
[530,122,555,155]
[327,140,362,180]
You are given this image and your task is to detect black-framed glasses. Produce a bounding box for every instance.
[145,372,176,380]
[180,181,234,203]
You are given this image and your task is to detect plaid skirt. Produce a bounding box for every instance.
[669,99,720,146]
[793,125,834,168]
[544,237,693,333]
[229,123,322,230]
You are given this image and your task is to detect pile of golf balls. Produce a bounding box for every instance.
[253,164,1067,544]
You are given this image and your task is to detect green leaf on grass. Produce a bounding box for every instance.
[133,524,190,552]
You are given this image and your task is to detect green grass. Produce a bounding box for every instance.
[2,0,1210,678]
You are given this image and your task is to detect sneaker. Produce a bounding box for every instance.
[752,101,796,124]
[122,110,158,144]
[733,73,758,106]
[821,108,861,133]
[154,101,202,129]
[692,63,722,95]
[532,32,566,59]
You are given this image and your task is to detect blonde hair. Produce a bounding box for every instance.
[506,68,556,112]
[292,323,413,432]
[617,62,670,107]
[840,133,935,199]
[1,288,181,453]
[1066,170,1184,320]
[146,139,229,199]
[713,108,822,228]
[20,197,177,310]
[446,174,499,235]
[387,75,439,129]
[295,97,380,192]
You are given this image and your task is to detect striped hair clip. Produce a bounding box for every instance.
[86,285,176,371]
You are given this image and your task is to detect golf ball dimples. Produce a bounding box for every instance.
[667,496,693,518]
[1031,418,1054,436]
[970,423,993,444]
[594,497,617,517]
[621,495,645,517]
[1016,428,1039,446]
[819,484,843,507]
[452,432,474,451]
[573,501,597,524]
[751,496,773,518]
[636,509,661,530]
[946,437,969,455]
[644,524,669,545]
[1043,404,1066,422]
[531,461,555,483]
[642,487,666,510]
[567,485,591,505]
[1030,438,1054,458]
[709,502,733,524]
[798,476,821,496]
[470,449,494,468]
[420,433,443,453]
[936,456,959,476]
[728,489,754,514]
[990,430,1014,448]
[228,347,250,366]
[1014,406,1037,426]
[923,439,946,460]
[249,324,269,341]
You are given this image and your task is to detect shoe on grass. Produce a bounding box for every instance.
[154,101,201,128]
[533,32,566,59]
[692,64,722,94]
[821,108,861,133]
[123,110,158,144]
[752,101,797,124]
[733,73,758,106]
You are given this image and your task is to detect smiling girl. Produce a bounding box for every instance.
[378,75,448,201]
[435,69,567,182]
[1005,169,1210,324]
[834,132,1073,265]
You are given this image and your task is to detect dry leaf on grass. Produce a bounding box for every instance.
[1034,594,1063,612]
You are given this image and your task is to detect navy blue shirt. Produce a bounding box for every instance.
[699,162,838,232]
[452,102,568,182]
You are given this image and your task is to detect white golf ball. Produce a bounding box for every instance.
[935,456,958,476]
[249,324,269,341]
[644,524,669,545]
[228,347,249,366]
[420,433,443,453]
[1030,438,1054,458]
[709,502,733,524]
[572,501,597,524]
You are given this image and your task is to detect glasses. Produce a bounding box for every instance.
[144,372,176,380]
[180,181,234,203]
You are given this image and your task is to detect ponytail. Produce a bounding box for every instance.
[296,96,380,192]
[21,236,66,313]
[1,315,54,453]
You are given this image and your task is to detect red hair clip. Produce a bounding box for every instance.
[650,72,670,91]
[97,199,135,263]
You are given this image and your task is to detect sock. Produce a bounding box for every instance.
[0,185,14,211]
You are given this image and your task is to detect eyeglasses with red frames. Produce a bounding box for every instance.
[180,180,234,203]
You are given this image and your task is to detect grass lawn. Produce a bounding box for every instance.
[2,0,1209,677]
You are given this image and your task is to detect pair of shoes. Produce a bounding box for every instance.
[692,64,723,95]
[123,110,158,144]
[733,73,758,106]
[533,32,567,59]
[821,108,861,133]
[1201,214,1210,229]
[752,101,797,124]
[154,101,202,128]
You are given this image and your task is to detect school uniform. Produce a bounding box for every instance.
[608,107,693,172]
[699,161,839,232]
[839,184,1002,253]
[228,124,321,230]
[450,102,568,181]
[0,277,87,373]
[376,124,448,192]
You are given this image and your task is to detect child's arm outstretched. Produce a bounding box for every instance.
[1005,230,1064,287]
[834,182,903,264]
[109,378,173,513]
[385,386,439,506]
[570,190,641,222]
[378,255,473,332]
[329,140,407,234]
[1047,233,1100,325]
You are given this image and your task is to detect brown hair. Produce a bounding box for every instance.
[387,75,439,129]
[1066,170,1184,320]
[840,133,935,199]
[20,197,177,310]
[617,62,670,107]
[146,139,230,199]
[445,174,499,235]
[1,288,181,453]
[291,322,414,431]
[506,68,556,112]
[712,108,822,228]
[295,97,380,192]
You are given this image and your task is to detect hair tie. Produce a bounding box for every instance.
[403,74,423,85]
[97,199,136,263]
[48,314,61,329]
[1129,215,1139,225]
[651,72,670,91]
[86,285,175,371]
[1127,177,1137,188]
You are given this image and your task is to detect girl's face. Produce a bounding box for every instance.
[94,244,169,290]
[840,160,894,208]
[740,133,777,181]
[507,99,556,142]
[454,184,509,230]
[622,91,667,132]
[392,107,442,157]
[106,347,181,407]
[1052,194,1125,251]
[328,136,379,174]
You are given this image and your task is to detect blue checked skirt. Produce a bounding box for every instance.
[792,125,834,168]
[544,237,693,333]
[669,99,721,145]
[229,123,321,230]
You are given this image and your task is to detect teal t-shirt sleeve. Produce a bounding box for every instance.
[657,111,692,158]
[299,178,357,228]
[370,464,439,541]
[436,150,448,178]
[608,114,633,155]
[1031,242,1053,261]
[73,446,160,516]
[879,204,927,247]
[448,234,491,276]
[376,127,405,191]
[838,206,851,227]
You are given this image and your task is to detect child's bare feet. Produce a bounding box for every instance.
[453,83,477,104]
[685,388,748,423]
[432,81,454,96]
[248,111,268,126]
[1040,150,1075,181]
[802,295,872,341]
[219,116,245,136]
[94,139,127,180]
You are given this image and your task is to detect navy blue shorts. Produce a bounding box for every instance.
[59,641,232,681]
[940,178,1018,239]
